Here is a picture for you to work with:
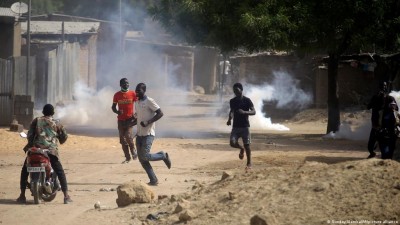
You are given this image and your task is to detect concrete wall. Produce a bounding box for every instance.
[193,47,218,94]
[13,95,34,128]
[79,35,97,89]
[230,55,314,87]
[123,40,197,91]
[0,21,21,59]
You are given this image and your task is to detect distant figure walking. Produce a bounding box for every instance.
[377,99,400,159]
[227,83,256,172]
[112,78,138,164]
[135,83,171,186]
[366,81,397,158]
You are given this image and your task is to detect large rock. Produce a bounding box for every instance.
[193,86,205,94]
[250,214,276,225]
[173,199,191,213]
[116,180,155,207]
[179,210,196,222]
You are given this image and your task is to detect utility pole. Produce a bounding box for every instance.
[119,0,123,56]
[119,0,124,74]
[26,0,31,94]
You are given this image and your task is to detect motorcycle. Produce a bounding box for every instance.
[20,132,60,204]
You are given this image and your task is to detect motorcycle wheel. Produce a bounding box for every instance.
[42,175,59,202]
[32,181,40,204]
[41,182,57,202]
[41,192,57,202]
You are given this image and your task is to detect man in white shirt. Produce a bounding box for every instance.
[135,83,171,186]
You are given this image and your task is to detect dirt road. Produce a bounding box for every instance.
[1,94,398,225]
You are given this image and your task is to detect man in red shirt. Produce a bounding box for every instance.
[112,78,138,163]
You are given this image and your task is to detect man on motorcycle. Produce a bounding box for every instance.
[16,104,72,204]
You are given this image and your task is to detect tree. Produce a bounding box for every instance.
[289,0,400,133]
[149,0,400,133]
[149,0,292,54]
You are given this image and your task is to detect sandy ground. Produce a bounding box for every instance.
[0,94,399,225]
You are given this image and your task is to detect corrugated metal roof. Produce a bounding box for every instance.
[0,7,19,18]
[21,21,100,35]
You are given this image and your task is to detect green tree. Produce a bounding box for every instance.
[149,0,292,54]
[289,0,400,133]
[150,0,400,133]
[0,0,17,8]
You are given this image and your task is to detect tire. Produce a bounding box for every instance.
[41,192,57,202]
[42,174,58,202]
[41,181,57,202]
[32,181,40,204]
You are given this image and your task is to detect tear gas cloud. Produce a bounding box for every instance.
[324,121,370,141]
[56,83,116,129]
[246,71,313,131]
[325,91,400,141]
[52,7,315,137]
[56,67,315,137]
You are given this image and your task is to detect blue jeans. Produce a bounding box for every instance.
[136,135,165,183]
[378,136,396,159]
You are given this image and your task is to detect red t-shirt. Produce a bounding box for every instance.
[113,90,137,120]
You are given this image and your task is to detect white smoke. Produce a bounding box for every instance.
[52,5,314,136]
[270,71,313,109]
[56,82,116,129]
[245,71,313,131]
[246,85,290,131]
[324,90,400,141]
[389,90,400,104]
[323,121,370,141]
[55,70,314,135]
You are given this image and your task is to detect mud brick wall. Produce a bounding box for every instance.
[14,95,34,128]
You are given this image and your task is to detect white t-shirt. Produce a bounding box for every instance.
[135,96,160,136]
[219,60,231,75]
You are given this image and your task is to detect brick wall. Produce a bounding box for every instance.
[315,65,376,108]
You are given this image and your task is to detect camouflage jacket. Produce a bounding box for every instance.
[26,116,68,158]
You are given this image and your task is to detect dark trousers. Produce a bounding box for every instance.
[378,136,396,159]
[367,128,378,154]
[118,121,136,160]
[20,154,68,192]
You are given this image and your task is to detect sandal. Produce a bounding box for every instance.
[16,195,26,204]
[245,166,252,173]
[239,148,244,160]
[147,181,159,186]
[64,196,73,204]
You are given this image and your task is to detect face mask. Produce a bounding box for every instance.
[121,88,129,92]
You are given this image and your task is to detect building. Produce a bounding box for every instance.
[0,10,100,127]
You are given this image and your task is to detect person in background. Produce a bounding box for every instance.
[377,99,400,159]
[112,78,138,164]
[219,60,231,94]
[135,83,171,186]
[227,83,256,172]
[366,81,398,158]
[17,104,72,204]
